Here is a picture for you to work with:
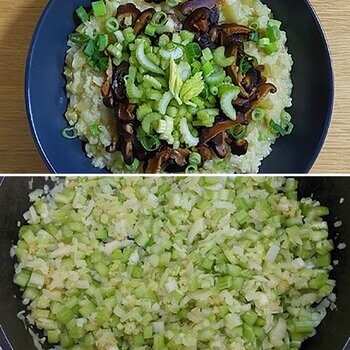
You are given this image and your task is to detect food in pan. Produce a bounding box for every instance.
[14,177,335,349]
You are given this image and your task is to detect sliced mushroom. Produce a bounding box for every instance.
[106,108,119,153]
[232,96,252,114]
[101,57,114,108]
[101,81,113,108]
[146,148,190,173]
[169,14,183,32]
[197,33,217,49]
[106,141,118,153]
[183,8,210,33]
[133,137,151,161]
[226,65,251,99]
[120,138,134,165]
[111,61,130,103]
[241,65,266,93]
[245,83,277,117]
[231,139,248,156]
[200,114,246,144]
[211,132,228,158]
[134,8,156,36]
[116,4,141,27]
[218,23,253,37]
[180,0,219,16]
[208,8,220,26]
[209,27,219,43]
[117,107,135,165]
[118,103,136,123]
[195,145,213,162]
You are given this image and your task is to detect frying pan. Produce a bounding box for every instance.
[0,177,349,349]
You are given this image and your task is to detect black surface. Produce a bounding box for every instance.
[258,0,333,173]
[0,177,349,350]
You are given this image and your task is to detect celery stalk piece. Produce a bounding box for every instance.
[136,41,164,75]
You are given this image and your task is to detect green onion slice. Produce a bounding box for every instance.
[137,128,161,152]
[68,33,90,44]
[252,108,265,121]
[75,6,89,23]
[105,17,119,33]
[62,127,78,139]
[152,11,168,26]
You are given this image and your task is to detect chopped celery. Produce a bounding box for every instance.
[14,177,334,350]
[213,46,235,67]
[136,41,164,75]
[180,72,204,105]
[218,84,240,120]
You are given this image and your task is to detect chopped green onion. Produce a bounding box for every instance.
[137,129,161,152]
[83,39,95,57]
[89,123,100,137]
[123,27,136,43]
[68,33,89,44]
[265,42,278,54]
[145,23,157,36]
[189,152,201,166]
[258,37,270,48]
[249,19,259,30]
[270,116,293,136]
[180,30,195,42]
[107,43,123,58]
[166,0,180,7]
[97,57,109,70]
[209,86,218,96]
[152,11,168,26]
[252,108,265,121]
[191,60,202,74]
[75,6,89,24]
[62,127,77,139]
[185,164,198,173]
[96,33,108,51]
[91,0,106,17]
[268,19,282,29]
[105,17,119,33]
[239,56,252,74]
[185,42,201,62]
[249,31,259,42]
[266,25,281,42]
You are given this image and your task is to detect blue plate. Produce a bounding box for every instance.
[25,0,334,173]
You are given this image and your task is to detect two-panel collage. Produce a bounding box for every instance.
[1,0,350,349]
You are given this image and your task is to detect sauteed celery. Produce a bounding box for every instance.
[14,177,335,349]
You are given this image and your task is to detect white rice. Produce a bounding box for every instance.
[64,0,293,173]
